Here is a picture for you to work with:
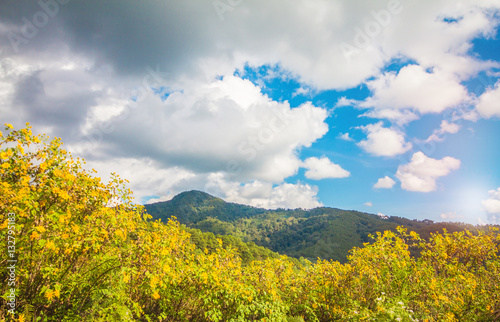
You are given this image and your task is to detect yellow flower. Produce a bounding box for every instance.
[35,226,46,233]
[5,123,13,129]
[53,289,60,298]
[46,240,56,251]
[45,289,54,301]
[122,272,130,283]
[152,291,160,300]
[59,190,70,200]
[30,231,40,240]
[17,144,24,155]
[18,314,25,322]
[115,229,126,241]
[1,163,9,169]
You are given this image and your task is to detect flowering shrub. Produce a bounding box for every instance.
[1,124,499,321]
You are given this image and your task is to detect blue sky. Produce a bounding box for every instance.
[1,0,500,224]
[235,60,500,224]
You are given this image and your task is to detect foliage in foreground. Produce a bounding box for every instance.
[1,124,500,321]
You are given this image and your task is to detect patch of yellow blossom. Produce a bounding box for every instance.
[30,231,40,240]
[35,226,46,233]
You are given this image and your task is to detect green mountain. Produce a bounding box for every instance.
[145,190,267,225]
[145,190,488,263]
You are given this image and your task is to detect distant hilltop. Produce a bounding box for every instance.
[145,190,491,263]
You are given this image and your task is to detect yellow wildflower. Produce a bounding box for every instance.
[30,231,40,240]
[45,289,54,301]
[152,291,160,300]
[46,240,56,251]
[5,123,13,129]
[35,226,46,233]
[0,151,10,159]
[115,229,126,241]
[53,289,60,298]
[17,144,24,155]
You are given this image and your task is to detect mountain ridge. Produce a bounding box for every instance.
[145,190,489,262]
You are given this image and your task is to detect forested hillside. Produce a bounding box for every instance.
[2,124,500,321]
[146,191,488,262]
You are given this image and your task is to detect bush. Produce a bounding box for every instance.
[1,123,499,321]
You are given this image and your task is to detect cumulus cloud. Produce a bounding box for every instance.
[359,109,419,126]
[359,65,469,117]
[83,157,197,203]
[373,176,396,189]
[335,97,360,108]
[364,201,373,207]
[357,122,412,157]
[69,75,328,207]
[377,212,388,219]
[2,0,498,91]
[302,156,350,180]
[425,120,461,142]
[482,188,500,214]
[396,152,460,192]
[338,132,354,141]
[476,81,500,119]
[205,173,322,209]
[1,0,500,211]
[77,75,328,183]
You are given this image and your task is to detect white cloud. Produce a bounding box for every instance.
[302,156,350,180]
[76,75,328,184]
[482,188,500,214]
[440,212,463,220]
[205,173,322,209]
[359,65,469,116]
[359,109,419,126]
[145,194,176,205]
[357,122,412,157]
[440,120,461,134]
[381,2,499,78]
[364,201,373,207]
[3,0,497,91]
[292,86,312,97]
[338,132,354,141]
[425,120,461,142]
[82,157,196,203]
[1,0,500,212]
[335,97,360,108]
[396,152,460,192]
[373,176,396,189]
[476,81,500,119]
[377,212,388,219]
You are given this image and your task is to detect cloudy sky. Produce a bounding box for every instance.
[1,0,500,224]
